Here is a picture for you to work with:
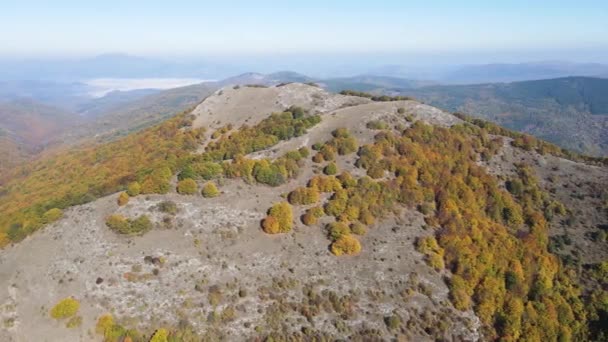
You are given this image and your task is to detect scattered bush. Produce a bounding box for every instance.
[327,222,351,241]
[331,235,362,256]
[105,214,129,233]
[302,206,325,226]
[308,176,342,192]
[339,90,414,102]
[150,328,169,342]
[66,315,82,328]
[324,162,338,175]
[416,236,445,271]
[298,146,310,158]
[262,216,280,234]
[301,212,317,226]
[96,314,114,335]
[127,181,141,197]
[50,297,80,319]
[42,208,63,224]
[320,145,336,161]
[384,314,402,330]
[177,178,198,195]
[202,182,220,198]
[157,201,178,215]
[262,202,293,234]
[141,166,172,194]
[253,160,286,186]
[350,222,367,235]
[312,153,325,163]
[106,214,152,235]
[130,216,153,234]
[288,187,319,205]
[117,192,129,206]
[366,120,388,130]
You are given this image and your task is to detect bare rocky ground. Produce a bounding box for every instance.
[0,83,605,341]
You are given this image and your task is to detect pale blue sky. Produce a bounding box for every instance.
[1,0,607,59]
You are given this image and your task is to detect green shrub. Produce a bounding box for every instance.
[130,216,152,234]
[366,120,388,130]
[95,314,114,335]
[253,161,286,186]
[298,146,310,158]
[117,192,129,206]
[331,235,362,256]
[157,201,178,215]
[42,208,63,224]
[141,166,172,194]
[327,222,351,241]
[50,297,80,319]
[126,181,141,196]
[350,222,367,235]
[263,202,293,234]
[66,315,82,328]
[106,214,152,235]
[105,214,130,233]
[194,162,223,180]
[177,178,198,195]
[202,182,220,198]
[288,187,319,205]
[324,162,338,175]
[150,328,169,342]
[178,166,197,180]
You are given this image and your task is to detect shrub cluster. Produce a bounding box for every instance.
[177,178,198,195]
[105,214,153,235]
[288,187,319,205]
[205,110,320,160]
[330,235,362,256]
[42,208,63,224]
[201,182,220,198]
[262,202,293,234]
[50,297,80,320]
[339,90,415,102]
[117,192,129,206]
[301,206,324,226]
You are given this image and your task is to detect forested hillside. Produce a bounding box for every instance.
[0,84,606,342]
[406,77,608,156]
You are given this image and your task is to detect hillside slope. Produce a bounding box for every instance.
[0,99,81,147]
[0,84,606,341]
[65,82,218,143]
[405,77,608,156]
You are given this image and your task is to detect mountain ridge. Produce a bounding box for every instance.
[0,83,606,341]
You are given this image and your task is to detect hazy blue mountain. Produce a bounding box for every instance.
[439,62,608,84]
[0,80,92,108]
[320,75,435,92]
[218,71,314,86]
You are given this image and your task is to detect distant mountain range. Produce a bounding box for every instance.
[437,62,608,84]
[2,54,608,83]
